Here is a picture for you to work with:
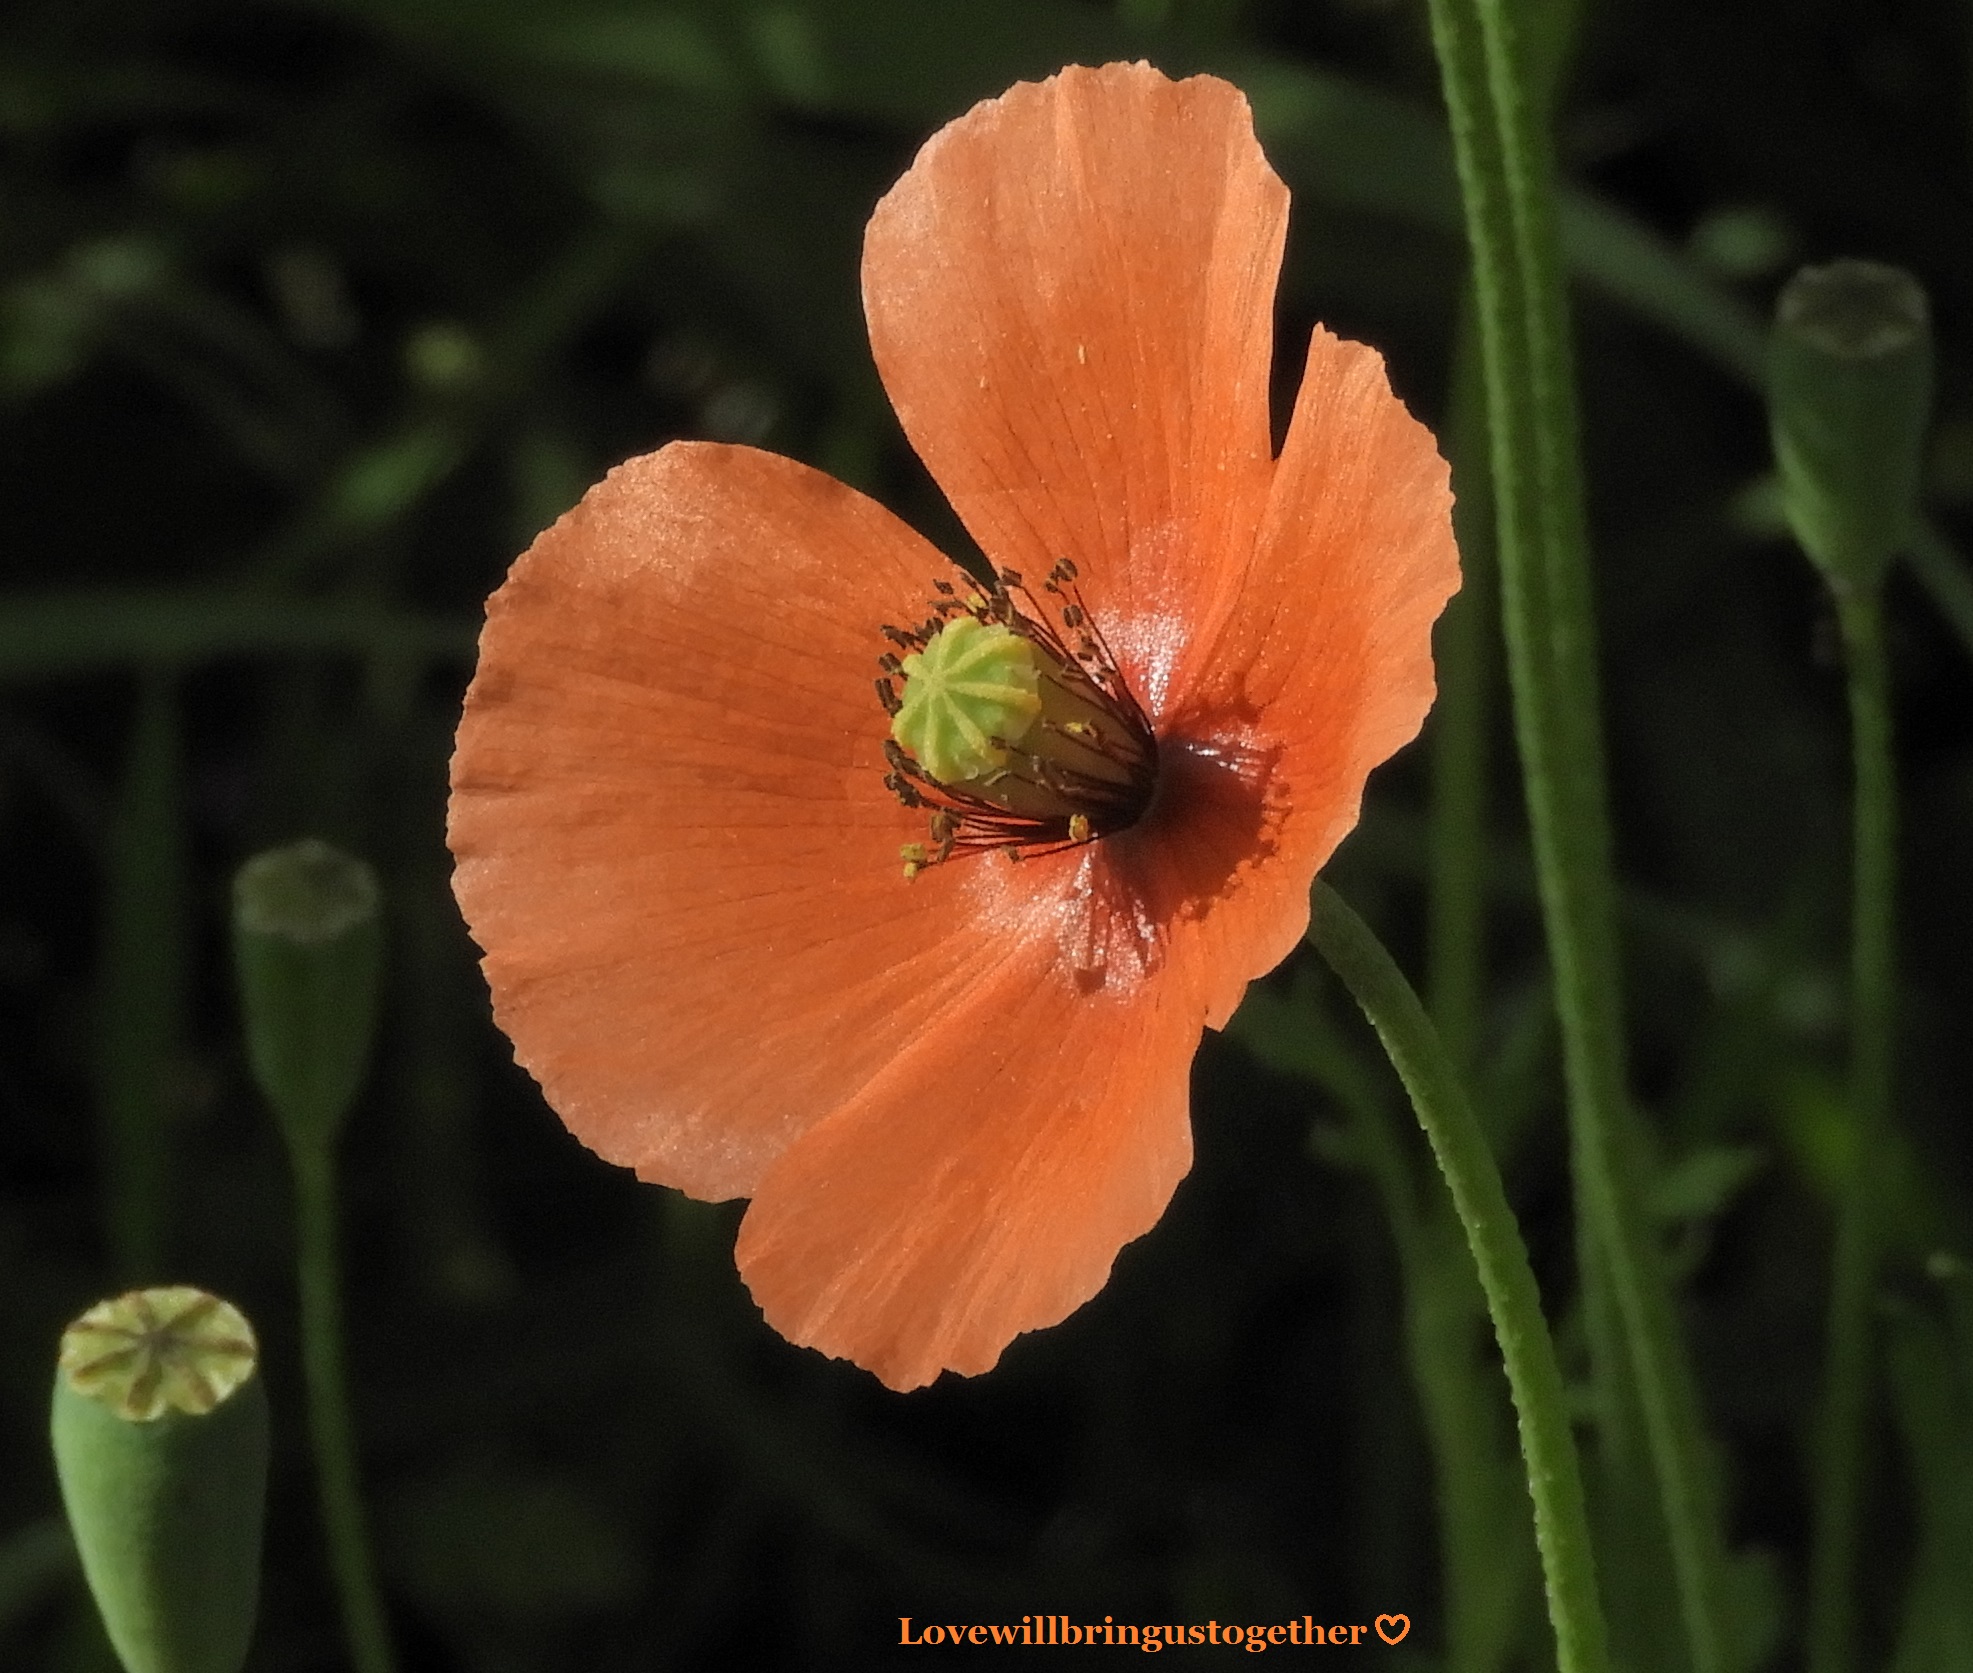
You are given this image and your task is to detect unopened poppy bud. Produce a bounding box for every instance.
[50,1287,269,1673]
[1767,259,1932,594]
[232,839,382,1157]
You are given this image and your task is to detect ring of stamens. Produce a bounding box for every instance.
[876,560,1158,879]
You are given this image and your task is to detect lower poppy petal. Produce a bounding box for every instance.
[734,910,1199,1392]
[450,441,1028,1202]
[1162,328,1460,1027]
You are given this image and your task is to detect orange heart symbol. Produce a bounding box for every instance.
[1374,1614,1410,1645]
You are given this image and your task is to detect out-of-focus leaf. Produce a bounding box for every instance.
[314,0,1767,386]
[1906,525,1973,663]
[1646,1145,1767,1224]
[1765,1066,1970,1262]
[2,238,341,478]
[0,592,473,680]
[251,228,644,591]
[1886,1302,1973,1673]
[331,0,1125,120]
[501,85,883,391]
[0,1517,75,1643]
[1722,1546,1785,1673]
[385,1465,643,1622]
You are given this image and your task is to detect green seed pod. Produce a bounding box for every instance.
[50,1288,269,1673]
[891,616,1044,783]
[1767,259,1933,595]
[232,839,382,1158]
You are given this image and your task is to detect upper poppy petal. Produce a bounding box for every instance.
[861,63,1287,712]
[1161,328,1460,1027]
[450,441,1046,1201]
[734,892,1199,1392]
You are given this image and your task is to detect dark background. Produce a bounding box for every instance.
[3,0,1971,1668]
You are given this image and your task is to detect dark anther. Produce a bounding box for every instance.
[1061,604,1085,629]
[882,624,919,649]
[999,567,1024,590]
[878,653,902,674]
[1052,558,1078,582]
[875,678,901,716]
[933,579,955,595]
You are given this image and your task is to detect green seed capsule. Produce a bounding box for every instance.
[890,616,1044,784]
[1768,259,1933,594]
[50,1288,270,1673]
[232,839,383,1157]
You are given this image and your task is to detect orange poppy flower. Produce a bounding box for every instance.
[448,63,1458,1391]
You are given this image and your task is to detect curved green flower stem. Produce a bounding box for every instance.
[1290,993,1534,1673]
[1421,4,1733,1670]
[290,1145,397,1673]
[1307,883,1608,1673]
[1806,585,1897,1673]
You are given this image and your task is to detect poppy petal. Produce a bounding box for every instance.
[735,908,1198,1391]
[450,441,1041,1202]
[1163,328,1460,1027]
[861,63,1287,708]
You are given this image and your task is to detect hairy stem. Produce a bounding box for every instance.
[1807,586,1897,1673]
[1420,2,1732,1667]
[292,1146,397,1673]
[1309,883,1609,1673]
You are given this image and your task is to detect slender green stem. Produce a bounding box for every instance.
[291,1144,397,1673]
[1422,4,1733,1669]
[1232,982,1535,1668]
[1362,1111,1536,1673]
[1308,883,1609,1673]
[1807,586,1897,1673]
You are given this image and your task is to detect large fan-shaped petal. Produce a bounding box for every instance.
[862,63,1287,712]
[452,442,1048,1201]
[736,875,1200,1391]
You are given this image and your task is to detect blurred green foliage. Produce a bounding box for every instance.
[2,0,1971,1669]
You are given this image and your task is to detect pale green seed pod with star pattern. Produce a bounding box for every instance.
[50,1287,270,1673]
